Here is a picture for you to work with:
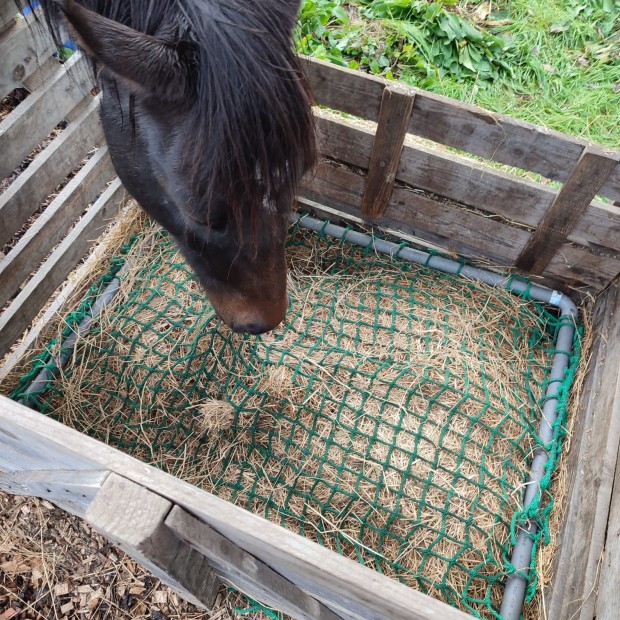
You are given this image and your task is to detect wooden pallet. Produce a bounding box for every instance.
[2,2,620,619]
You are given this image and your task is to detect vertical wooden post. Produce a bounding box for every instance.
[361,85,414,219]
[85,473,220,610]
[515,145,619,274]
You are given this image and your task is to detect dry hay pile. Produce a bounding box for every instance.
[8,220,574,618]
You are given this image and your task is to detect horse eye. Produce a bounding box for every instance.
[209,212,227,232]
[184,208,227,232]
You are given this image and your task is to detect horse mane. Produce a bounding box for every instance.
[19,0,316,236]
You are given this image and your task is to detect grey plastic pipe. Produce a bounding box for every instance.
[19,213,577,620]
[293,214,577,620]
[17,273,123,406]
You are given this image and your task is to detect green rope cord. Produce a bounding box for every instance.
[10,234,142,407]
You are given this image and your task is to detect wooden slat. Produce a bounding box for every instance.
[300,159,620,290]
[300,55,385,121]
[516,146,620,273]
[0,204,140,381]
[301,160,528,265]
[600,164,620,203]
[315,114,620,261]
[0,13,55,98]
[543,280,620,619]
[409,93,590,187]
[0,147,115,307]
[0,395,472,620]
[302,57,620,203]
[85,473,220,610]
[544,244,620,291]
[167,507,341,620]
[361,86,414,218]
[0,96,103,246]
[317,114,556,229]
[0,178,122,358]
[596,438,620,619]
[0,52,91,179]
[399,143,555,231]
[316,115,371,168]
[0,0,18,32]
[2,469,109,515]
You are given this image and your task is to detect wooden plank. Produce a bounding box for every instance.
[317,114,620,257]
[0,52,91,179]
[167,506,341,620]
[0,203,140,381]
[596,437,620,619]
[0,468,109,516]
[0,0,18,32]
[316,113,372,169]
[409,92,591,186]
[543,280,620,619]
[600,163,620,203]
[516,146,620,273]
[398,141,556,229]
[0,395,472,620]
[300,159,620,290]
[85,473,220,610]
[544,244,620,291]
[0,147,115,308]
[300,160,529,265]
[301,57,620,202]
[0,178,123,357]
[362,86,414,218]
[318,114,555,228]
[0,414,102,471]
[0,13,55,98]
[300,55,385,121]
[0,96,103,246]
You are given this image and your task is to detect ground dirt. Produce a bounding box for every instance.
[0,492,273,620]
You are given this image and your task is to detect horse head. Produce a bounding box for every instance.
[38,0,315,334]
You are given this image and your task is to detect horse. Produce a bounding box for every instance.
[18,0,316,335]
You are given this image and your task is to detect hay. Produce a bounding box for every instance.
[7,220,579,618]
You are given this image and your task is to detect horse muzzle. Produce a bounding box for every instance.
[207,288,288,335]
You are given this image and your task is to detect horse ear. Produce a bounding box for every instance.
[52,0,191,100]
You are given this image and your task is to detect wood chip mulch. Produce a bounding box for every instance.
[0,492,274,620]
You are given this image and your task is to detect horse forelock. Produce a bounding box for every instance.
[185,0,316,238]
[21,0,316,242]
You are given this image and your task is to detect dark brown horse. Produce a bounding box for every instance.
[20,0,315,334]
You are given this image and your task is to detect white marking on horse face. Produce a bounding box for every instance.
[262,195,277,213]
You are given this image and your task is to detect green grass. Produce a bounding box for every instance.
[297,0,620,147]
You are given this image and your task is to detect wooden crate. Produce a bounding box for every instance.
[1,3,620,619]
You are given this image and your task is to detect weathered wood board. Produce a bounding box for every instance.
[302,56,620,204]
[0,95,104,248]
[543,279,620,620]
[0,14,55,99]
[302,61,620,293]
[0,147,116,308]
[85,473,221,611]
[0,395,473,620]
[596,435,620,620]
[0,178,123,357]
[0,53,92,180]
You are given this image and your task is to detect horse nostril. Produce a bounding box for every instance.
[232,321,268,335]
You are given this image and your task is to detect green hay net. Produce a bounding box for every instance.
[11,219,580,619]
